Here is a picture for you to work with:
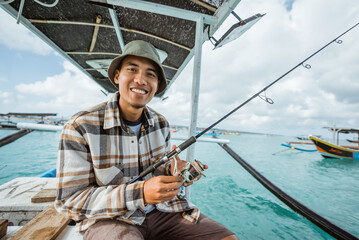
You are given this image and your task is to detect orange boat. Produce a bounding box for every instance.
[310,128,359,160]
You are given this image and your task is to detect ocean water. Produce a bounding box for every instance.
[0,129,61,182]
[0,130,358,239]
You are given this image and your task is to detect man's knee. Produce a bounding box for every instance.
[221,234,239,240]
[83,220,144,240]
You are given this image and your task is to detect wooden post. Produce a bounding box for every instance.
[0,219,8,239]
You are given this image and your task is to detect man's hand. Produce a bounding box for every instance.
[143,175,182,204]
[170,145,189,177]
[170,145,208,187]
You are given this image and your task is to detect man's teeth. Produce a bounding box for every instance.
[131,89,146,94]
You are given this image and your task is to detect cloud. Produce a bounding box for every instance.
[15,61,107,117]
[150,0,359,137]
[0,90,10,99]
[0,90,12,106]
[0,10,52,55]
[1,0,358,137]
[0,76,7,82]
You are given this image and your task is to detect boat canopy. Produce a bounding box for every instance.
[0,0,265,97]
[1,0,264,167]
[324,127,359,134]
[323,127,359,145]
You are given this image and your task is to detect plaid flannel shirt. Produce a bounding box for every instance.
[55,92,199,232]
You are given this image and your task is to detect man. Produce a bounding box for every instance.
[55,40,237,240]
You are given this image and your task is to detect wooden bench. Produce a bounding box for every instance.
[0,178,83,239]
[7,205,70,240]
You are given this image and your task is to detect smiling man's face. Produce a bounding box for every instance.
[114,55,159,112]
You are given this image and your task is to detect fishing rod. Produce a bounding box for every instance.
[129,22,359,184]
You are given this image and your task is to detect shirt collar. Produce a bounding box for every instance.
[103,92,154,130]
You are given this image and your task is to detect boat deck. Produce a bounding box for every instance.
[0,177,82,239]
[1,226,82,240]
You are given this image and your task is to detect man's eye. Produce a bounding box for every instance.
[128,67,136,72]
[147,72,157,78]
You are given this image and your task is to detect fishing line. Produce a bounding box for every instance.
[129,22,359,184]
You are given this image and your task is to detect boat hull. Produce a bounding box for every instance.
[309,136,359,160]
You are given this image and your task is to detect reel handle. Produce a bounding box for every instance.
[129,136,197,184]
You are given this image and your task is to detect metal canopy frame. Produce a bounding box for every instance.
[1,0,246,95]
[107,0,218,24]
[109,8,125,50]
[0,3,101,88]
[0,0,248,161]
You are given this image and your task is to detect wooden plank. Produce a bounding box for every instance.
[31,189,57,203]
[8,205,70,240]
[0,219,8,239]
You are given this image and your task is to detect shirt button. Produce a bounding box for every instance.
[131,140,134,143]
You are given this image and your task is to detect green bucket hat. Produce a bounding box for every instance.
[108,40,167,95]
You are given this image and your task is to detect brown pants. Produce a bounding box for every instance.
[83,209,235,240]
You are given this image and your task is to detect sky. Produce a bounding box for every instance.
[0,0,359,138]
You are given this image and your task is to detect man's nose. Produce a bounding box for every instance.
[134,71,147,85]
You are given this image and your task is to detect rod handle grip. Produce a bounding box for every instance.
[177,136,196,153]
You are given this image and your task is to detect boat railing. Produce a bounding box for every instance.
[172,136,230,144]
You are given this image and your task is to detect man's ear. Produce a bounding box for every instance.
[114,69,120,84]
[155,79,159,92]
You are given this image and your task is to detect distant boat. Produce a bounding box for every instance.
[204,132,221,136]
[196,131,221,137]
[296,135,321,141]
[347,139,359,143]
[296,136,309,140]
[287,141,314,145]
[310,128,359,160]
[223,132,239,136]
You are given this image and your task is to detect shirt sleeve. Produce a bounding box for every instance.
[55,121,146,221]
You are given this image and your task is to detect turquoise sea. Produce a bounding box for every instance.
[0,129,358,239]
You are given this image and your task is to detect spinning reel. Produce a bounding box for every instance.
[179,159,206,183]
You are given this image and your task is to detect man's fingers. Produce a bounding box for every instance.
[152,188,181,203]
[161,182,182,192]
[151,176,183,192]
[159,189,181,202]
[157,175,182,183]
[144,176,183,204]
[171,145,181,162]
